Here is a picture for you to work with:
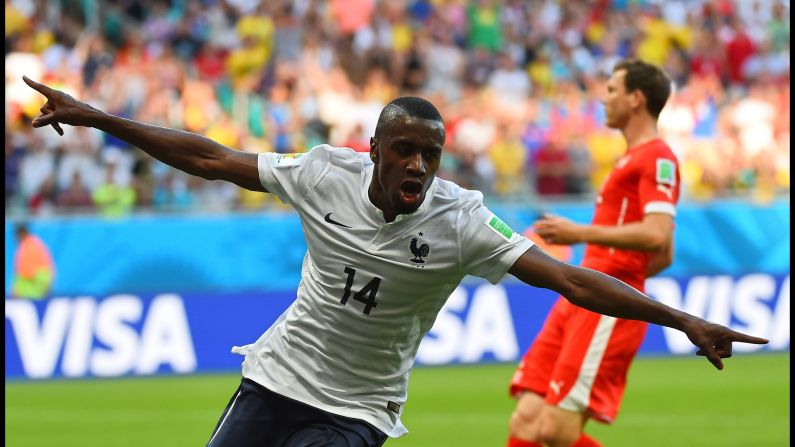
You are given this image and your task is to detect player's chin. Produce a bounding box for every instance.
[394,193,423,214]
[605,115,626,129]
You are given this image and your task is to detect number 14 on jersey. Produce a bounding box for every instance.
[340,267,381,315]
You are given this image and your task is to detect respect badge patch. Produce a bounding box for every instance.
[274,152,305,167]
[656,159,676,186]
[487,215,514,240]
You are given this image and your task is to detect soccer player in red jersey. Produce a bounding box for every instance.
[507,59,682,447]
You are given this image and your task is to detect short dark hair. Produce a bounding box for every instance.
[374,97,444,140]
[613,59,672,119]
[15,222,29,236]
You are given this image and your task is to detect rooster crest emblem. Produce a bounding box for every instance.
[409,232,431,264]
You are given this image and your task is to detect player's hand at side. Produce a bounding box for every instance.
[22,75,100,136]
[533,213,582,245]
[681,317,769,370]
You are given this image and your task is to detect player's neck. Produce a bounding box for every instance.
[621,116,658,150]
[367,181,398,223]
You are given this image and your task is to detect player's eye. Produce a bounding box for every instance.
[424,150,441,161]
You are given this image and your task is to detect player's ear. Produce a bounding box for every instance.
[370,137,378,163]
[631,89,646,112]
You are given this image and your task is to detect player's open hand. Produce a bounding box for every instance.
[682,317,769,370]
[22,75,99,136]
[533,213,582,245]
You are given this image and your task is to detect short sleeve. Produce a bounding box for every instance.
[257,146,331,206]
[460,199,534,284]
[639,150,681,217]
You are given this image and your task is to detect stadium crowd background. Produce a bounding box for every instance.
[4,0,790,217]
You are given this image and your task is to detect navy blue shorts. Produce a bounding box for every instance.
[207,378,388,447]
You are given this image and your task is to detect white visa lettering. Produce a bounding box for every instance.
[6,294,196,378]
[62,298,98,377]
[460,284,519,363]
[91,295,144,377]
[769,276,789,350]
[418,284,520,365]
[417,286,467,365]
[646,277,710,354]
[5,298,71,379]
[135,294,196,374]
[647,274,789,354]
[732,274,774,353]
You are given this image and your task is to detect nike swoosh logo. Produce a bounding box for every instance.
[324,213,352,228]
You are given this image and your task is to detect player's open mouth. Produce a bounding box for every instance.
[399,180,423,205]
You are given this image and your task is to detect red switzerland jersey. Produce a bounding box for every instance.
[582,138,680,288]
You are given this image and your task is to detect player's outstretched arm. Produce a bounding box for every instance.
[22,76,266,192]
[508,246,769,370]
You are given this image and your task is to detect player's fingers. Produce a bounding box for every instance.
[32,112,58,128]
[731,332,769,345]
[701,345,724,370]
[694,348,727,356]
[52,122,64,136]
[22,75,55,98]
[696,344,732,358]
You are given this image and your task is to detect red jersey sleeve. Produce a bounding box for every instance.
[638,146,680,216]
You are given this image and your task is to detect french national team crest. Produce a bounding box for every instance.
[408,232,431,267]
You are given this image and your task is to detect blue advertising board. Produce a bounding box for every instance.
[6,272,788,379]
[4,199,790,296]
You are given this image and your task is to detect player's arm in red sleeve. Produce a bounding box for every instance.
[639,150,680,275]
[535,149,680,254]
[22,76,266,192]
[508,246,768,370]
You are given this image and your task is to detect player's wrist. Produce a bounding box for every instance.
[673,309,701,333]
[574,225,589,244]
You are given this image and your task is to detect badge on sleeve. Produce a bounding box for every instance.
[656,159,676,186]
[486,215,514,240]
[276,152,305,166]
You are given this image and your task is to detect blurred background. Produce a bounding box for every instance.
[4,1,790,446]
[5,0,790,216]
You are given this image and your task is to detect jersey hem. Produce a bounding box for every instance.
[241,372,409,438]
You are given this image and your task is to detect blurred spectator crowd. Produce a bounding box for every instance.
[5,0,790,217]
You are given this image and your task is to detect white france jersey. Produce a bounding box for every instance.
[233,145,533,438]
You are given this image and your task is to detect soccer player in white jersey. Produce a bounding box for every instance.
[23,76,768,447]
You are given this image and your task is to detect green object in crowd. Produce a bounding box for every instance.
[12,268,53,300]
[93,184,137,218]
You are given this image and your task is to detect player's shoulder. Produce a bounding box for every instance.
[641,139,678,161]
[431,177,486,213]
[307,144,371,173]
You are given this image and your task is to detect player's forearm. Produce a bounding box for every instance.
[646,258,668,277]
[578,221,667,251]
[563,264,690,330]
[91,111,232,179]
[646,243,673,276]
